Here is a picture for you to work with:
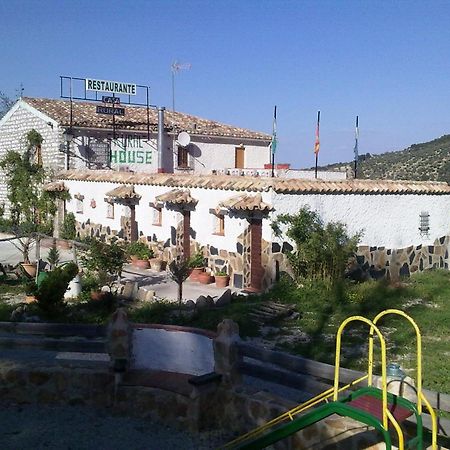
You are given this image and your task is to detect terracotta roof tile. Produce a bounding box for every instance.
[155,189,197,206]
[57,170,450,195]
[23,97,271,141]
[43,181,67,192]
[219,193,272,212]
[105,185,141,200]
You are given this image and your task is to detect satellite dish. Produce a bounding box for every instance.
[177,131,191,147]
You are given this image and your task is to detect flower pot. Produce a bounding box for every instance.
[20,263,37,278]
[90,290,107,301]
[150,258,163,272]
[199,271,214,285]
[25,295,36,303]
[215,275,230,288]
[132,259,150,269]
[189,267,204,281]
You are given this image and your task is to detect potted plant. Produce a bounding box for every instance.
[188,250,206,281]
[198,269,214,285]
[126,241,154,269]
[80,238,127,299]
[215,270,230,288]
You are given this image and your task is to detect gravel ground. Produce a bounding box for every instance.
[0,404,229,450]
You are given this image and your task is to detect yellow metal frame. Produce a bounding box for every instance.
[224,310,438,450]
[333,315,404,449]
[370,309,437,449]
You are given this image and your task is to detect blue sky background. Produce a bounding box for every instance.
[2,0,450,168]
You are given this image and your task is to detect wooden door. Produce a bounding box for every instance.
[235,147,245,169]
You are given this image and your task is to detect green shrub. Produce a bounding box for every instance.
[60,212,77,240]
[81,239,127,292]
[126,241,154,259]
[36,262,78,317]
[188,250,205,268]
[272,206,362,285]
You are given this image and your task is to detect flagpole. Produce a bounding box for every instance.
[314,110,320,179]
[354,115,359,178]
[271,105,277,178]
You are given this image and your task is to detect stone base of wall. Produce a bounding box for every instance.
[357,235,450,281]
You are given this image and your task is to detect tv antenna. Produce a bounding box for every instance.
[171,60,191,112]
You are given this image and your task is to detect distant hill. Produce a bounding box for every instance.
[319,134,450,183]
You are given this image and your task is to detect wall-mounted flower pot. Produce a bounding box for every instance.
[215,275,230,288]
[132,259,150,269]
[189,267,204,281]
[199,271,214,284]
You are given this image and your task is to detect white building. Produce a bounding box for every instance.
[59,170,450,289]
[0,97,272,209]
[2,97,450,288]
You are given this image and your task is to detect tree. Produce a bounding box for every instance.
[0,130,64,262]
[168,257,191,314]
[272,206,362,285]
[80,239,127,293]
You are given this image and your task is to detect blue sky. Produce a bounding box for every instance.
[2,0,450,168]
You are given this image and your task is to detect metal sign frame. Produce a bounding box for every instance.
[59,76,155,140]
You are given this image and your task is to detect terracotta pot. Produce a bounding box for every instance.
[90,290,106,301]
[150,258,163,272]
[25,295,36,303]
[132,259,150,269]
[215,275,230,288]
[21,263,37,278]
[130,255,138,264]
[189,267,204,281]
[199,271,214,285]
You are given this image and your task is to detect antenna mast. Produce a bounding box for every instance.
[171,60,191,112]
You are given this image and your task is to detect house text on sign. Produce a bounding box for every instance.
[86,78,137,95]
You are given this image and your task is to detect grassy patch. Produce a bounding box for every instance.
[263,271,450,393]
[129,296,261,337]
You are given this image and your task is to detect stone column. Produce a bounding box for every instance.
[182,210,191,260]
[213,319,242,385]
[129,204,138,242]
[249,218,263,292]
[107,308,132,373]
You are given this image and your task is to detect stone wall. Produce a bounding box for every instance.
[356,234,450,280]
[0,103,64,212]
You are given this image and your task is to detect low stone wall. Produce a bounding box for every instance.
[0,363,114,407]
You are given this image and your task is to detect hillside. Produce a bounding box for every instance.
[320,134,450,182]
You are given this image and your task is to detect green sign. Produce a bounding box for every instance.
[110,150,153,164]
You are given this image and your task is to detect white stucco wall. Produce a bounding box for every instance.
[271,192,450,248]
[182,140,270,174]
[63,179,274,251]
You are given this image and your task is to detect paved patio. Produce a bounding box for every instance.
[0,234,239,302]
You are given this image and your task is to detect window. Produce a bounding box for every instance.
[177,145,189,168]
[419,211,430,236]
[152,206,162,226]
[75,194,84,214]
[212,213,225,236]
[106,202,114,219]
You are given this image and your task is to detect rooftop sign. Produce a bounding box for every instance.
[86,78,137,96]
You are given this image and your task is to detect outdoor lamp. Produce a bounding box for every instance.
[63,129,73,170]
[63,128,74,143]
[387,362,406,380]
